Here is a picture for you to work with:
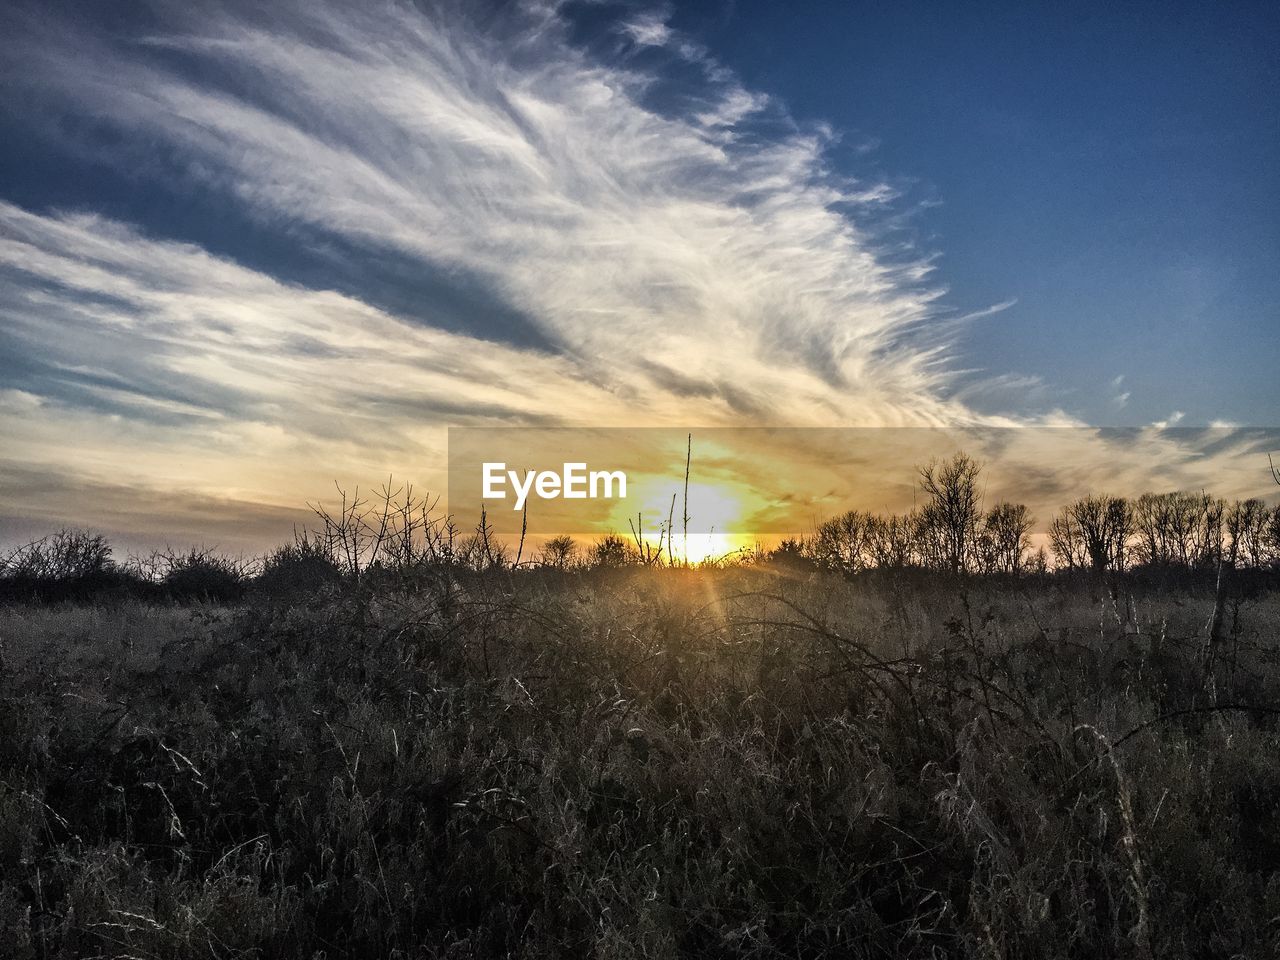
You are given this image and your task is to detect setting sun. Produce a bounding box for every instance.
[603,477,758,562]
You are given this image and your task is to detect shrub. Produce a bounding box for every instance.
[254,533,343,602]
[160,547,246,602]
[588,532,635,568]
[538,534,579,570]
[0,529,129,601]
[765,536,814,571]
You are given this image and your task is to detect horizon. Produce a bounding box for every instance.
[5,427,1279,566]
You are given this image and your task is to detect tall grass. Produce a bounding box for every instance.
[1,564,1279,957]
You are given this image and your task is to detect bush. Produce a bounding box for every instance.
[588,532,636,568]
[253,533,343,602]
[0,529,133,602]
[160,548,246,602]
[765,536,815,571]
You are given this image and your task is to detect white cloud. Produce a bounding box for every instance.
[623,12,674,48]
[1152,411,1185,429]
[2,0,975,426]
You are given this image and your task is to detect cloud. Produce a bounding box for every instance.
[0,461,312,557]
[1,0,970,425]
[623,11,675,48]
[1104,374,1130,407]
[0,199,618,483]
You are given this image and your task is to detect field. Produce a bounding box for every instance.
[2,565,1279,959]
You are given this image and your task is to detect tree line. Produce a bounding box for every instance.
[3,455,1279,601]
[782,452,1280,576]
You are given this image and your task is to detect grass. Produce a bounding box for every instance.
[2,565,1279,957]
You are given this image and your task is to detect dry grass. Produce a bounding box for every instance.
[1,566,1279,958]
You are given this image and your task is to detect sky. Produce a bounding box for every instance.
[0,0,1276,552]
[670,0,1280,427]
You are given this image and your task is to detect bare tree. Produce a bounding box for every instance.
[1048,512,1088,572]
[867,513,917,570]
[918,453,982,573]
[981,502,1034,575]
[810,509,876,573]
[627,516,663,566]
[1225,499,1268,568]
[538,535,579,570]
[1133,492,1224,570]
[308,479,481,576]
[1050,496,1131,572]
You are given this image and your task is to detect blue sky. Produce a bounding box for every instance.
[668,0,1280,425]
[0,0,1276,547]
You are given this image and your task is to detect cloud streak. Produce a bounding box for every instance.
[2,0,973,420]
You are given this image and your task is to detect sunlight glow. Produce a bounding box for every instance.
[604,478,757,563]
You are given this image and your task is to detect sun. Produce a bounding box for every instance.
[604,478,756,563]
[675,531,754,564]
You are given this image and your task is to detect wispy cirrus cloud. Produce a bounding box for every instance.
[2,0,967,425]
[1110,374,1131,408]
